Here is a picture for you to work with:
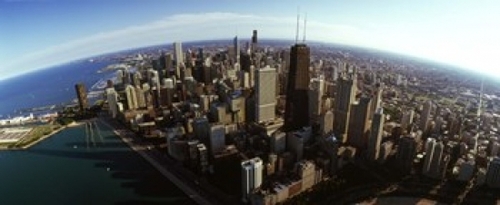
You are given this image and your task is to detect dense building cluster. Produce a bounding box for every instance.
[86,29,500,204]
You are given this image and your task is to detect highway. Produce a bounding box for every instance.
[98,118,216,205]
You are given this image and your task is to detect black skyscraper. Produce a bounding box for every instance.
[284,44,310,131]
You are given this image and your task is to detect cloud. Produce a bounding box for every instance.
[1,11,499,81]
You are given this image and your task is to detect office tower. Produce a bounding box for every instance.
[368,108,385,161]
[116,69,124,85]
[249,65,255,88]
[159,78,174,107]
[370,83,383,119]
[309,76,325,123]
[401,108,414,133]
[106,87,118,118]
[334,70,357,143]
[125,85,138,110]
[197,143,209,174]
[153,57,165,84]
[420,100,432,132]
[396,136,417,174]
[234,36,240,63]
[347,96,372,149]
[287,128,312,161]
[255,66,277,123]
[241,157,263,202]
[284,44,310,131]
[423,138,445,179]
[132,72,142,87]
[486,157,500,188]
[251,30,258,54]
[173,42,183,78]
[135,86,146,109]
[320,110,334,135]
[209,124,226,154]
[74,83,89,113]
[270,131,286,154]
[192,117,210,141]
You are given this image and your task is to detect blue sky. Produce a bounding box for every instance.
[1,0,500,81]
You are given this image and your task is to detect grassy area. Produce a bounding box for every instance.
[10,124,62,148]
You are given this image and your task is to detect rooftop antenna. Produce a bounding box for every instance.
[302,12,307,43]
[295,7,300,44]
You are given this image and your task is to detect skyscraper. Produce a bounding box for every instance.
[106,87,119,118]
[241,157,263,202]
[233,36,240,63]
[125,84,138,110]
[251,30,258,54]
[368,108,385,161]
[209,124,226,154]
[486,157,500,188]
[401,108,414,133]
[284,44,310,131]
[309,76,325,123]
[334,70,357,143]
[74,83,89,113]
[423,138,445,179]
[420,100,432,133]
[396,136,417,174]
[255,66,277,123]
[347,96,372,149]
[173,42,183,78]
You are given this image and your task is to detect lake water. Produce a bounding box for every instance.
[0,122,194,205]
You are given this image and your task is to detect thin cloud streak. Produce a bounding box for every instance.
[1,12,498,81]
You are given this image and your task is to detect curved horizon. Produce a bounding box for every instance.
[2,1,500,81]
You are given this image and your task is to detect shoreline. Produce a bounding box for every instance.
[98,118,214,205]
[0,121,85,151]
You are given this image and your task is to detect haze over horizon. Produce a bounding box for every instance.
[1,0,499,81]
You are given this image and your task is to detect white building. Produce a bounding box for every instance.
[255,66,277,123]
[173,42,183,78]
[106,87,119,118]
[125,85,138,110]
[241,157,263,202]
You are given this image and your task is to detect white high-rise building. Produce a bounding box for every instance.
[368,108,385,161]
[255,66,276,123]
[241,157,263,202]
[125,85,138,110]
[173,42,183,78]
[106,88,119,118]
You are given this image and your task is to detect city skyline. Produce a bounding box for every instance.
[1,0,500,81]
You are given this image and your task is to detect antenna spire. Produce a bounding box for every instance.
[295,7,300,44]
[302,12,307,43]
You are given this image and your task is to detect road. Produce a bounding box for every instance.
[98,118,216,205]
